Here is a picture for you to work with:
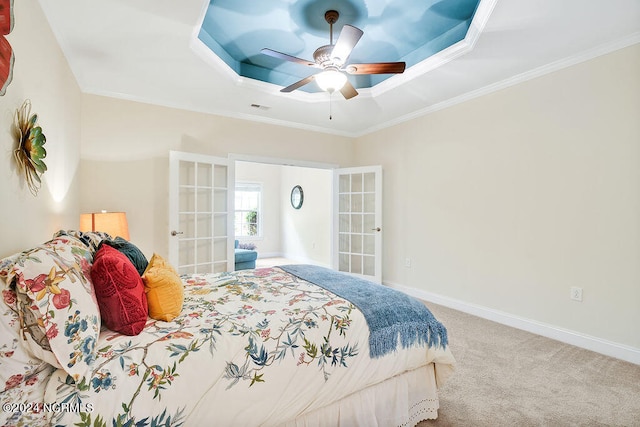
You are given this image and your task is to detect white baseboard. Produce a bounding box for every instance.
[386,281,640,366]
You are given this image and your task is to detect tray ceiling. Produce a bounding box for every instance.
[197,0,480,91]
[39,0,640,137]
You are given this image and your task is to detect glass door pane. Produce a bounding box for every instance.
[333,166,382,283]
[170,151,233,274]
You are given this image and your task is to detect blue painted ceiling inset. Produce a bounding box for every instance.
[198,0,480,93]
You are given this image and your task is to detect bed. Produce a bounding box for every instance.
[0,231,455,426]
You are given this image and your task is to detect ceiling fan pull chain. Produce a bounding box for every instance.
[329,92,333,120]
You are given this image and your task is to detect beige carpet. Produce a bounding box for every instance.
[418,303,640,427]
[255,257,299,268]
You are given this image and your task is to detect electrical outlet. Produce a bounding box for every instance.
[404,258,412,268]
[570,286,583,302]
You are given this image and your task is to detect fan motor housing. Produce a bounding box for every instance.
[313,45,335,66]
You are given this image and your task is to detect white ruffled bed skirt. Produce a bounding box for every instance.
[283,363,440,427]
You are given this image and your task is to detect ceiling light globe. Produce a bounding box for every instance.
[316,69,347,93]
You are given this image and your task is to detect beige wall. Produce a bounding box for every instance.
[0,0,82,258]
[281,166,333,266]
[79,95,354,258]
[354,44,640,350]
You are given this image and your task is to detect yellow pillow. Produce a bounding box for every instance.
[142,253,184,322]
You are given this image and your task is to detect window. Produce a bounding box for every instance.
[235,182,262,238]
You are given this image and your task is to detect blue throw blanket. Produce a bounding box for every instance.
[278,264,448,358]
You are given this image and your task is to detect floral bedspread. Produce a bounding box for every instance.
[12,267,453,426]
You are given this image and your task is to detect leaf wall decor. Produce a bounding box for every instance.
[13,100,47,196]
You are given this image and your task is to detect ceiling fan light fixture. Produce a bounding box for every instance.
[261,9,403,100]
[315,69,347,93]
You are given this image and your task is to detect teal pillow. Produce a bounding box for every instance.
[99,237,148,276]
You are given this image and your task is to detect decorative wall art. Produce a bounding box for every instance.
[13,100,47,196]
[0,0,14,95]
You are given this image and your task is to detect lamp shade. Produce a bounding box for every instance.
[80,211,130,240]
[315,69,347,93]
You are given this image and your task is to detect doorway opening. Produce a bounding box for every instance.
[233,156,335,269]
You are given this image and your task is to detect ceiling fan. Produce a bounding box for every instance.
[261,10,406,100]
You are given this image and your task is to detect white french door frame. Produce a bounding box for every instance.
[333,166,383,283]
[169,150,235,274]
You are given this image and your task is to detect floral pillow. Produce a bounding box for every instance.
[0,286,50,393]
[6,235,101,381]
[52,229,112,255]
[0,251,22,284]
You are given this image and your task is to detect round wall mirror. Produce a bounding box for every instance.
[290,185,304,209]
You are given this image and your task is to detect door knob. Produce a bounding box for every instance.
[171,230,184,236]
[371,227,381,232]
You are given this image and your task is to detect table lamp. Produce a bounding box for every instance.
[80,211,130,240]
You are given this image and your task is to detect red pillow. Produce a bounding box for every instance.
[91,245,148,335]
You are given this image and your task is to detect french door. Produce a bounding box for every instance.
[333,166,382,283]
[169,151,234,275]
[168,153,382,281]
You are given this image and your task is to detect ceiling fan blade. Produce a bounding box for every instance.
[340,80,358,100]
[345,62,406,75]
[330,24,363,65]
[280,75,316,93]
[261,48,318,68]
